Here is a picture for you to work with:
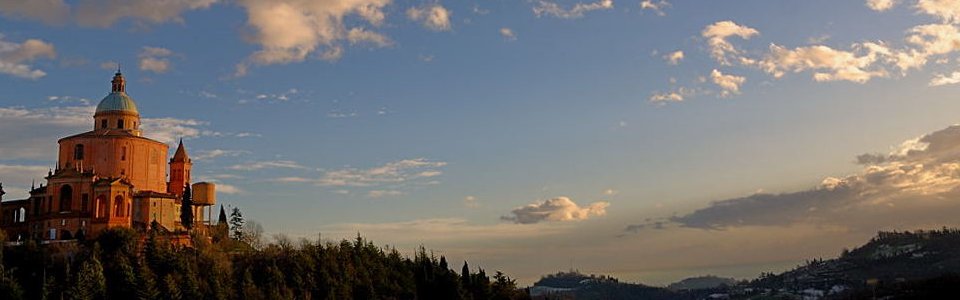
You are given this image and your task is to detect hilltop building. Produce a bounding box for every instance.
[0,71,217,242]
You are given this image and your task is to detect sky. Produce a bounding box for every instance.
[5,0,960,286]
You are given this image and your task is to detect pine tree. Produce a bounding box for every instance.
[134,260,160,300]
[461,262,471,289]
[69,254,106,300]
[180,184,194,230]
[229,207,245,241]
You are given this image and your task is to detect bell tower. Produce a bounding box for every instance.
[168,139,192,197]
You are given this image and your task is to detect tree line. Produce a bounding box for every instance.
[0,211,531,300]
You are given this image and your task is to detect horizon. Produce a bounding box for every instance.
[5,0,960,287]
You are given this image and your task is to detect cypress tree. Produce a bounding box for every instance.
[229,207,245,241]
[180,184,194,230]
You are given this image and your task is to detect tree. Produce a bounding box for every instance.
[229,207,245,241]
[69,254,106,300]
[180,184,194,230]
[0,230,24,300]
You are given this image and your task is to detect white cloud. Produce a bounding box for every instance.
[315,158,446,187]
[500,27,517,41]
[347,27,392,47]
[701,21,760,66]
[228,160,307,171]
[140,117,208,144]
[866,0,898,11]
[916,0,960,23]
[649,86,697,103]
[929,71,960,85]
[640,0,669,16]
[0,164,52,199]
[759,42,890,83]
[138,46,174,74]
[603,189,618,196]
[664,50,684,65]
[464,195,480,208]
[533,0,613,19]
[407,4,452,31]
[0,0,217,27]
[502,197,610,224]
[235,0,391,73]
[0,34,57,79]
[710,69,745,96]
[193,149,249,160]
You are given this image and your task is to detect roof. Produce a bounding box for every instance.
[172,139,189,162]
[59,129,165,145]
[95,92,139,115]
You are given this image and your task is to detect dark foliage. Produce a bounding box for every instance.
[0,228,530,300]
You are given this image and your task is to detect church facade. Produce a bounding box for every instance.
[0,71,215,242]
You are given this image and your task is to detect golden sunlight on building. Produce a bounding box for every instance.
[0,71,217,243]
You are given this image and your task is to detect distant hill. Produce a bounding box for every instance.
[666,275,737,291]
[530,228,960,299]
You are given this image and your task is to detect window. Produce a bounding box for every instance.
[33,198,40,216]
[117,119,124,129]
[18,207,25,223]
[81,194,89,212]
[74,144,84,160]
[101,119,107,129]
[114,196,123,217]
[59,185,72,212]
[121,146,127,161]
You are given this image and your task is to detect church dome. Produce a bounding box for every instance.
[96,92,139,114]
[95,71,139,115]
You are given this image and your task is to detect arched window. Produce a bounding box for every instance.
[96,195,108,218]
[114,196,123,217]
[74,144,84,160]
[117,119,124,129]
[18,207,25,222]
[59,185,73,212]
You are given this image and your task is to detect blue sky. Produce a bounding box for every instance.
[6,0,960,285]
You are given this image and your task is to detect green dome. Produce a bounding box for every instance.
[96,92,139,114]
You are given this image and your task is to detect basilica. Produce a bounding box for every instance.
[0,71,217,242]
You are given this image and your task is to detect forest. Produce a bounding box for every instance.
[0,215,532,300]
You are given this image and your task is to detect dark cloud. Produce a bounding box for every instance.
[627,125,960,233]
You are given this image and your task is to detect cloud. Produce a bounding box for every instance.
[930,71,960,85]
[710,69,745,96]
[502,197,610,224]
[758,42,891,83]
[630,124,960,232]
[367,190,403,198]
[664,50,684,65]
[866,0,898,11]
[407,4,452,31]
[312,158,445,187]
[500,27,517,41]
[464,195,480,208]
[0,0,217,27]
[140,117,208,144]
[640,0,670,16]
[0,1,70,25]
[532,0,613,19]
[916,0,960,23]
[701,21,759,66]
[649,86,697,103]
[347,27,392,47]
[228,160,307,171]
[138,46,175,74]
[0,164,53,199]
[0,34,57,79]
[603,189,618,196]
[193,149,249,160]
[234,0,390,74]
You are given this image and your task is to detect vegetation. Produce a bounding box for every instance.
[0,225,531,300]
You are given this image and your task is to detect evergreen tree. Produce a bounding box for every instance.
[134,260,160,300]
[180,184,194,230]
[69,254,106,300]
[229,207,245,241]
[461,261,471,288]
[0,230,24,300]
[161,275,181,300]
